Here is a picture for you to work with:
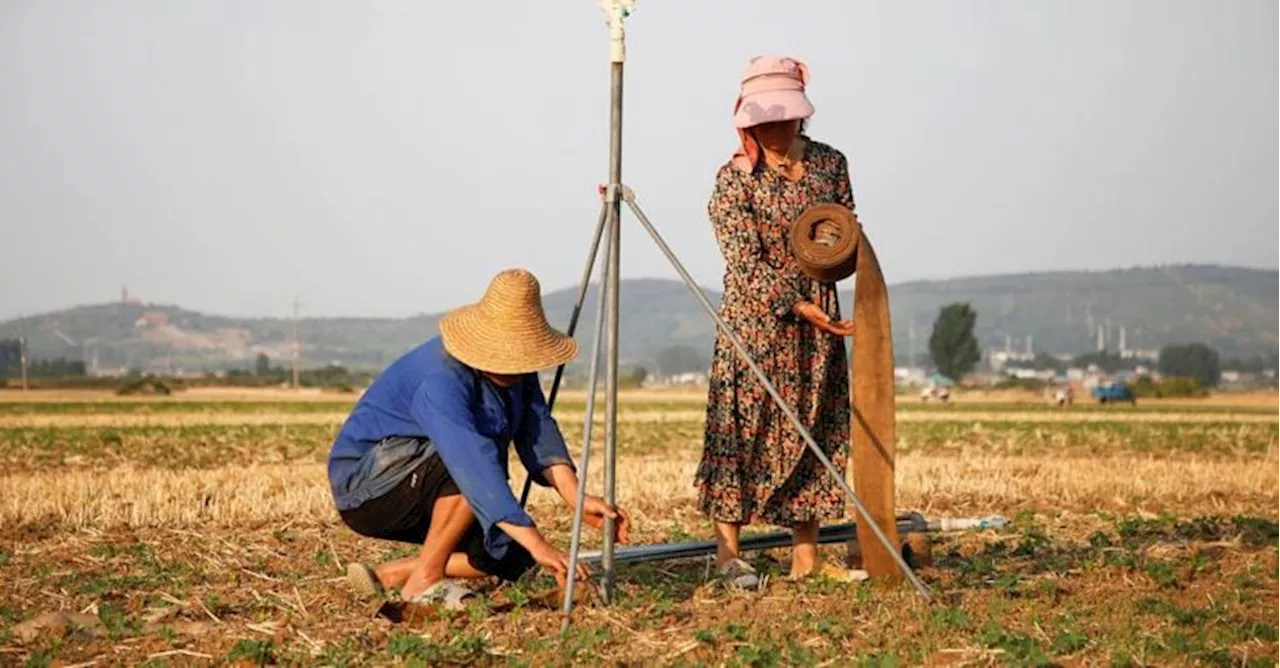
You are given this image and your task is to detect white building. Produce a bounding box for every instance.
[894,367,927,386]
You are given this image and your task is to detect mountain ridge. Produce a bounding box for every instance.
[2,264,1275,373]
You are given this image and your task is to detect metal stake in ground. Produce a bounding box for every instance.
[598,0,632,606]
[559,214,613,632]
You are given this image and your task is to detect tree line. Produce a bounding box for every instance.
[624,306,1264,392]
[3,320,1267,393]
[0,339,87,378]
[228,353,375,390]
[925,304,1265,388]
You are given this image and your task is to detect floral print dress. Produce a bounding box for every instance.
[696,138,853,528]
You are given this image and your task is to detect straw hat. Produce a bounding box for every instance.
[439,268,578,375]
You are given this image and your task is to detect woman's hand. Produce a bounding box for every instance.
[580,495,631,544]
[793,301,854,336]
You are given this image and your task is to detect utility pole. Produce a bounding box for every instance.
[17,315,29,391]
[291,297,300,390]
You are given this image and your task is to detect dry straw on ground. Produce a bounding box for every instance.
[3,408,1274,428]
[5,386,1274,406]
[4,451,1273,531]
[2,392,1275,666]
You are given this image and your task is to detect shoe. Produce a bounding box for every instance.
[716,558,761,590]
[346,562,385,600]
[405,579,478,611]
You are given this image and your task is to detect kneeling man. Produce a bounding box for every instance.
[327,268,629,607]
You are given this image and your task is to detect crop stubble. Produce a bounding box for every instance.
[0,393,1275,666]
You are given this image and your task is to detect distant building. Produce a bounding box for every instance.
[120,285,141,306]
[1003,367,1056,381]
[667,372,707,386]
[988,350,1035,372]
[134,312,169,328]
[638,371,709,389]
[894,367,927,386]
[1119,348,1159,362]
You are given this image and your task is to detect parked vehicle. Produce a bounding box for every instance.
[921,373,955,403]
[1091,382,1136,405]
[921,385,951,403]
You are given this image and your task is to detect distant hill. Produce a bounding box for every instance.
[1,264,1274,374]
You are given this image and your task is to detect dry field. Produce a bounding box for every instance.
[0,388,1276,666]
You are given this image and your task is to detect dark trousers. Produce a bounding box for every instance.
[338,451,535,582]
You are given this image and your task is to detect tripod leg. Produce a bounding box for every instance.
[621,190,931,602]
[600,193,621,604]
[519,198,609,508]
[560,222,612,632]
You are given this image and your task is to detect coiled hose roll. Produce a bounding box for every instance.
[789,203,902,580]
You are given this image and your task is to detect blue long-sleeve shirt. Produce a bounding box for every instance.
[327,336,575,560]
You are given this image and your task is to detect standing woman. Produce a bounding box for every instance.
[697,55,856,587]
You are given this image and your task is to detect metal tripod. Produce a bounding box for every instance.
[509,1,933,632]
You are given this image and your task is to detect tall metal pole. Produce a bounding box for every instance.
[599,0,630,605]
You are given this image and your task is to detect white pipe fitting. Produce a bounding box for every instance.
[599,0,634,63]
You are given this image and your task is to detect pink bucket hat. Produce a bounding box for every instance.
[732,55,815,129]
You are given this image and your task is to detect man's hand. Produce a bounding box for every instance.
[498,521,589,588]
[580,495,631,544]
[541,465,632,543]
[528,540,590,588]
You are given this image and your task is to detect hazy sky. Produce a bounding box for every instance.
[1,0,1276,321]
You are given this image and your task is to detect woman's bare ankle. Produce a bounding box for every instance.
[789,560,817,578]
[790,547,819,577]
[715,545,744,567]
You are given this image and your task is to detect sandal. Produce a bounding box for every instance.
[716,558,761,590]
[406,579,478,611]
[346,562,385,600]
